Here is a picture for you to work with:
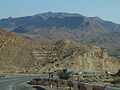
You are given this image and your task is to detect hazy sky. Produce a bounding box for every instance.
[0,0,120,23]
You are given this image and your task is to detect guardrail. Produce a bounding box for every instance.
[73,73,115,76]
[29,78,120,90]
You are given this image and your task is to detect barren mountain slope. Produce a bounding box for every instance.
[0,12,120,59]
[0,29,119,75]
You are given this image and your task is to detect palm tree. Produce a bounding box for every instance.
[56,69,73,80]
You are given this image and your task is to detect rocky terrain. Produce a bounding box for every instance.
[28,70,120,89]
[0,12,120,59]
[0,29,119,75]
[71,72,120,88]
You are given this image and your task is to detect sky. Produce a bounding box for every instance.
[0,0,120,23]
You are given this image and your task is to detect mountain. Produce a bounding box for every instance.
[12,26,29,33]
[0,29,119,75]
[89,17,120,32]
[0,12,89,31]
[0,12,120,32]
[0,12,120,58]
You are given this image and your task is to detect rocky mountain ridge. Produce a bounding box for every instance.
[1,12,120,32]
[0,29,119,75]
[0,12,120,59]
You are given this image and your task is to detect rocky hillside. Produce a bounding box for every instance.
[0,12,120,58]
[15,27,120,59]
[0,29,120,75]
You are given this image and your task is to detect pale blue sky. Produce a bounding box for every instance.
[0,0,120,23]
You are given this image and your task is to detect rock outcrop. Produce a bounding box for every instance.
[0,29,119,75]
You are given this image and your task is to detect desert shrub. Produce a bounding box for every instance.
[67,81,74,90]
[111,79,120,84]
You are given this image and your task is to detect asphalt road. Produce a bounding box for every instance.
[0,75,47,90]
[0,74,119,90]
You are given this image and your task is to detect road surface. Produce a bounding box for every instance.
[0,74,120,90]
[0,75,47,90]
